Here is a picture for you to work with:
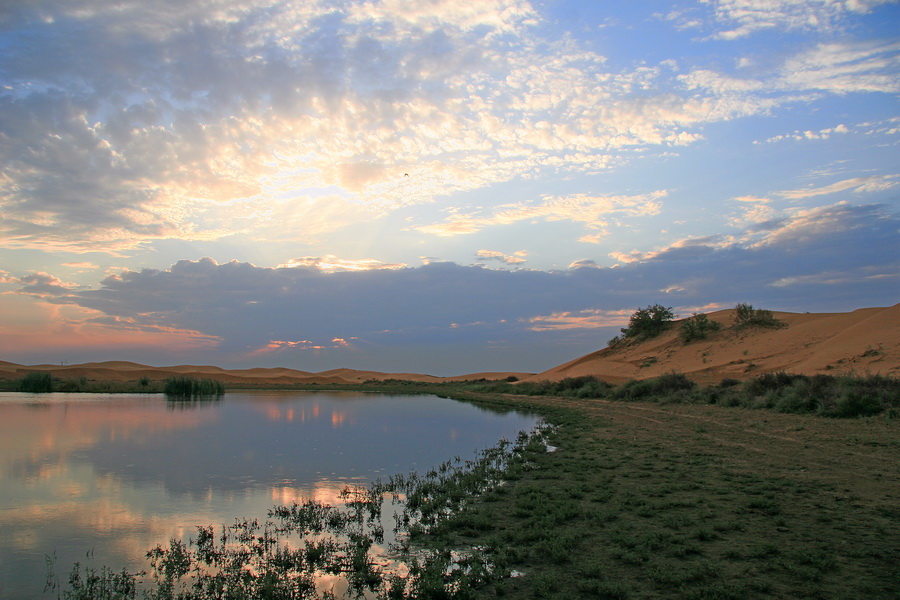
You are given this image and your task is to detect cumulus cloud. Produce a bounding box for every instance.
[728,195,777,227]
[14,273,79,297]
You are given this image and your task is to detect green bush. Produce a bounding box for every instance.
[164,376,225,398]
[612,372,695,401]
[741,373,899,418]
[744,372,803,396]
[733,303,786,329]
[19,371,53,392]
[679,312,722,343]
[620,304,676,340]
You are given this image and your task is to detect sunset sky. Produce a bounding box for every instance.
[1,0,898,375]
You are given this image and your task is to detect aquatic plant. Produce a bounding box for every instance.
[50,427,552,599]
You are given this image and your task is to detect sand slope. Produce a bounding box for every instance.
[527,304,900,384]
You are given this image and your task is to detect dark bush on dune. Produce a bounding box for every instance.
[620,304,676,340]
[733,303,786,329]
[679,312,722,343]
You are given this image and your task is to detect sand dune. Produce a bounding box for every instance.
[2,305,896,386]
[0,360,530,386]
[528,304,900,384]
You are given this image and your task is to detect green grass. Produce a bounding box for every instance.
[426,392,899,599]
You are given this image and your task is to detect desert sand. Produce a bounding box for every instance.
[2,304,897,386]
[527,304,900,384]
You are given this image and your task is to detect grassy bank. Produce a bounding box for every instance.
[426,389,899,599]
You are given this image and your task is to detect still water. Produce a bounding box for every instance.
[0,390,538,599]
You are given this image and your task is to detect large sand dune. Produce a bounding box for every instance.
[2,305,897,386]
[527,304,900,384]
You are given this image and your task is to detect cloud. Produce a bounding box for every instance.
[757,123,850,144]
[476,250,528,265]
[680,40,900,111]
[1,1,813,254]
[728,196,777,227]
[277,255,407,272]
[694,0,895,39]
[14,273,79,297]
[780,40,900,94]
[16,202,895,373]
[415,190,667,236]
[776,175,899,199]
[525,309,631,331]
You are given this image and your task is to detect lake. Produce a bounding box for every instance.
[0,390,539,599]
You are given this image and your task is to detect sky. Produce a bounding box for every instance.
[1,0,898,376]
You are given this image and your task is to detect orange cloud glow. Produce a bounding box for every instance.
[525,309,632,331]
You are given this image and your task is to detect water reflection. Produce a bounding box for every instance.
[0,391,537,599]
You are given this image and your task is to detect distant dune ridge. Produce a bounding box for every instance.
[0,358,531,386]
[1,305,897,386]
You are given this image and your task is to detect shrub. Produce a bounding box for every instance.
[613,372,695,401]
[20,371,53,392]
[679,312,722,343]
[164,376,225,398]
[744,372,803,397]
[821,390,884,418]
[733,303,786,329]
[621,304,676,340]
